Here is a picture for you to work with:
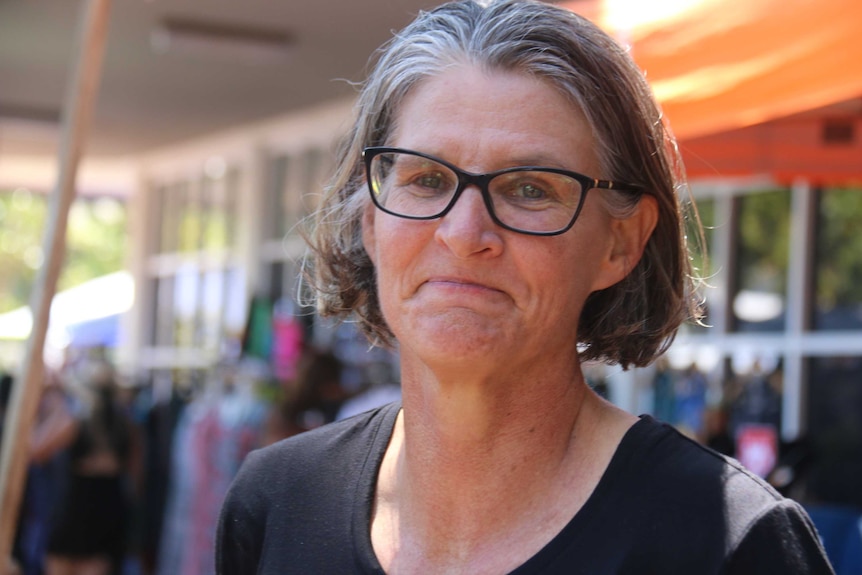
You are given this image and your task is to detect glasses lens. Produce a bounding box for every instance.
[488,170,583,233]
[369,152,458,218]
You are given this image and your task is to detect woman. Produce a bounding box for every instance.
[262,348,347,445]
[45,359,137,575]
[13,369,78,575]
[217,1,834,573]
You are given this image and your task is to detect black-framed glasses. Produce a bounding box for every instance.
[363,147,643,236]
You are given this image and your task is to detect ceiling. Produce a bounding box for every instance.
[0,0,444,159]
[2,0,860,183]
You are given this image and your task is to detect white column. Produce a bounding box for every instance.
[782,179,814,440]
[117,169,153,374]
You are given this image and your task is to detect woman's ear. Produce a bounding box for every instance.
[614,193,659,276]
[593,194,659,291]
[361,202,377,266]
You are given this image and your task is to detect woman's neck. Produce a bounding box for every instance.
[372,361,637,573]
[403,364,586,465]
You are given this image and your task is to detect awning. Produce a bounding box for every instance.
[558,0,862,183]
[561,0,862,141]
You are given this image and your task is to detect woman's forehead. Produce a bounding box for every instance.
[386,65,600,174]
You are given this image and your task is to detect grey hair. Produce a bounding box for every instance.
[306,0,701,369]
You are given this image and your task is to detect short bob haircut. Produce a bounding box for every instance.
[307,0,702,369]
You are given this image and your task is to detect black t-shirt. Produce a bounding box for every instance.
[216,402,834,574]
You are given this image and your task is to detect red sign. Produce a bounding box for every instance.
[736,425,778,478]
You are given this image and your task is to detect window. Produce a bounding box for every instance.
[147,166,242,355]
[731,190,791,332]
[200,169,238,250]
[813,187,862,330]
[157,182,186,253]
[267,148,331,240]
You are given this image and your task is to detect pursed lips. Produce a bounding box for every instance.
[421,276,507,298]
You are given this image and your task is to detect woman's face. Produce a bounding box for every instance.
[362,64,646,374]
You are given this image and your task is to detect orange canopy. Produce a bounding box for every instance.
[561,0,862,183]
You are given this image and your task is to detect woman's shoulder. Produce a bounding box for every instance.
[622,415,781,501]
[589,416,832,571]
[618,416,803,538]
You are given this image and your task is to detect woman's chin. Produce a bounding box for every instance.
[398,310,515,366]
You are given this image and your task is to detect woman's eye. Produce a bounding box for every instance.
[506,179,555,202]
[516,183,547,199]
[415,173,444,189]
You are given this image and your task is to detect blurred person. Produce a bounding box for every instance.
[704,405,735,457]
[728,357,783,439]
[7,369,78,575]
[288,347,346,427]
[217,1,834,573]
[0,372,14,440]
[650,356,675,424]
[262,348,346,445]
[2,373,23,575]
[44,358,139,575]
[672,363,707,439]
[767,434,815,501]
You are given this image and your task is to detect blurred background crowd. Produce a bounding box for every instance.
[0,333,856,574]
[1,335,401,575]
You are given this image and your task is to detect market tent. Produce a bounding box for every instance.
[562,0,862,182]
[564,0,862,139]
[0,271,134,348]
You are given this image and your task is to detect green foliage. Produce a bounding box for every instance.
[0,189,127,314]
[736,189,790,294]
[0,189,44,313]
[816,188,862,309]
[64,197,127,288]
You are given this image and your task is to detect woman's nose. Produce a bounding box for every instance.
[434,186,503,257]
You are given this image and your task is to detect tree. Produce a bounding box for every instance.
[0,188,127,314]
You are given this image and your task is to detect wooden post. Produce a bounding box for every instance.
[0,0,112,565]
